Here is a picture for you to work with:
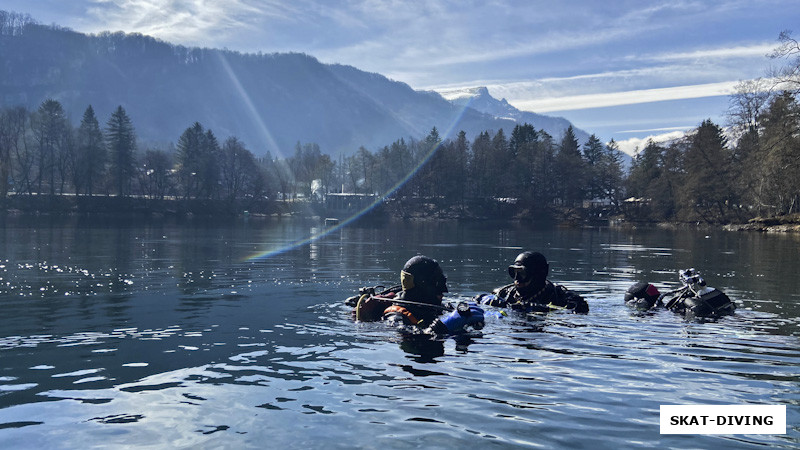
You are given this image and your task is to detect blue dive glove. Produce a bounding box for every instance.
[439,302,485,333]
[475,293,506,307]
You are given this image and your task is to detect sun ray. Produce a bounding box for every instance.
[244,136,453,261]
[214,51,285,158]
[243,69,477,262]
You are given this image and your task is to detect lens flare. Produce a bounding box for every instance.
[242,64,477,261]
[215,51,285,158]
[245,137,450,261]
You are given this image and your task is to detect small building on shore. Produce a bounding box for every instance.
[324,193,380,216]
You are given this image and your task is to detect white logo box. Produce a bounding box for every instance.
[660,405,786,434]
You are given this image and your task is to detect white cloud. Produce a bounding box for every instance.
[310,1,711,80]
[508,81,741,113]
[643,43,776,62]
[420,37,778,115]
[83,0,290,44]
[617,126,695,134]
[614,130,688,157]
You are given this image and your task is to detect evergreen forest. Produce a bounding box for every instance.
[1,10,799,224]
[1,86,798,224]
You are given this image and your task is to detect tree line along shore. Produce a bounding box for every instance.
[2,30,799,228]
[0,93,798,231]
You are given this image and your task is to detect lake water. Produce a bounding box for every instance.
[0,216,798,449]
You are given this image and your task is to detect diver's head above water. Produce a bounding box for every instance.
[401,255,448,304]
[508,251,549,292]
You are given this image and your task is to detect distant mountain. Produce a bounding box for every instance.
[0,11,590,157]
[438,87,634,169]
[437,86,591,144]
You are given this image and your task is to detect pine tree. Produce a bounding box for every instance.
[582,134,605,200]
[654,140,685,220]
[469,131,492,199]
[415,127,443,198]
[509,123,537,159]
[678,119,732,222]
[489,129,511,197]
[451,130,469,207]
[626,140,662,200]
[597,139,625,211]
[106,106,137,197]
[531,130,556,206]
[176,122,205,199]
[509,123,538,201]
[554,125,586,207]
[75,105,106,196]
[200,129,220,199]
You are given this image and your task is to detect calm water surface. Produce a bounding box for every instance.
[0,216,798,449]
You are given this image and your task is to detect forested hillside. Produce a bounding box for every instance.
[0,11,522,156]
[1,11,798,224]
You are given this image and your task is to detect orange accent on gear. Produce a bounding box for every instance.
[382,305,419,325]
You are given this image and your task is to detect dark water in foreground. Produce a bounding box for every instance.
[0,217,798,449]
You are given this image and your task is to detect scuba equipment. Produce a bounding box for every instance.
[345,285,392,307]
[500,251,588,314]
[660,268,735,319]
[346,283,450,321]
[345,284,451,312]
[508,251,549,284]
[488,280,589,314]
[427,302,485,335]
[345,284,486,335]
[475,292,505,307]
[624,282,661,309]
[347,284,401,322]
[346,255,448,325]
[508,266,529,282]
[382,304,420,326]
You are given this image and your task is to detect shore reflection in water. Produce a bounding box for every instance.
[0,217,797,448]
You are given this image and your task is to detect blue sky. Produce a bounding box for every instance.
[6,0,799,155]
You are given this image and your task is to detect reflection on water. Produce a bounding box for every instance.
[0,217,798,448]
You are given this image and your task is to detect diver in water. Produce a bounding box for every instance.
[346,255,484,335]
[478,251,588,314]
[624,282,662,310]
[627,268,735,320]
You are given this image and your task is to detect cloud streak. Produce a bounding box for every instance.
[640,43,776,62]
[426,38,776,111]
[510,81,741,113]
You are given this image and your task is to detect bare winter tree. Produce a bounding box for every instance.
[770,30,800,94]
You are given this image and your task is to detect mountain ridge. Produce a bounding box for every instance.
[1,11,591,156]
[437,86,591,143]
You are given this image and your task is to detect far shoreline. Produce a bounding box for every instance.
[2,194,799,233]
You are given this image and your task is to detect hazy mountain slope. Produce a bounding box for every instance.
[1,14,591,158]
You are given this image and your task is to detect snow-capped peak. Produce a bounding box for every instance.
[437,86,491,101]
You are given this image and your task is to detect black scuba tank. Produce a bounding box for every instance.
[682,287,735,319]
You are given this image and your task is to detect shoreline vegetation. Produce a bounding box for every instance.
[722,215,800,233]
[2,194,799,233]
[2,18,798,233]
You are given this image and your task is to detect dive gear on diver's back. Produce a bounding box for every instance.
[659,268,735,319]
